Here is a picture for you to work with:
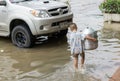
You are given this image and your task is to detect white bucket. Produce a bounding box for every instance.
[82,27,98,50]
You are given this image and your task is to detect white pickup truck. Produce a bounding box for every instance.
[0,0,73,48]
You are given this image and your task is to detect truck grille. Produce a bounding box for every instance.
[48,6,69,16]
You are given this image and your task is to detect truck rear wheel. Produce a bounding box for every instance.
[11,25,35,48]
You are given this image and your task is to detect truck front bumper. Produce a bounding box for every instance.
[32,12,73,36]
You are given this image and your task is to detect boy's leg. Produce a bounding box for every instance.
[80,52,85,68]
[73,54,79,70]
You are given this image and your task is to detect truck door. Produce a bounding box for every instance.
[0,0,8,32]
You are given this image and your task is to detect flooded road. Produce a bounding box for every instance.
[0,0,120,81]
[0,37,70,81]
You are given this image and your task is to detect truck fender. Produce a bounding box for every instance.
[8,14,38,35]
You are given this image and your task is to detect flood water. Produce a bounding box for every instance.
[0,0,120,81]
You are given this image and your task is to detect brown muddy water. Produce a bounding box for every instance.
[0,0,120,81]
[0,36,70,81]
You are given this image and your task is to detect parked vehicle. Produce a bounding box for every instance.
[0,0,73,48]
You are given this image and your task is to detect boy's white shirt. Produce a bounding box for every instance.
[67,31,85,54]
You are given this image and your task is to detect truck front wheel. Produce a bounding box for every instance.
[11,25,35,48]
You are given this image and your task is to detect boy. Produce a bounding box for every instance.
[67,23,96,72]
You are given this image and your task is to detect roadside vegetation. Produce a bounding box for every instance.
[99,0,120,14]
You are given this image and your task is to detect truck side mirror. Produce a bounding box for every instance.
[0,1,6,6]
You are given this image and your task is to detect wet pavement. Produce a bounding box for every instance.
[0,0,120,81]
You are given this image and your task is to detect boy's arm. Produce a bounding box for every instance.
[85,35,97,41]
[66,32,71,44]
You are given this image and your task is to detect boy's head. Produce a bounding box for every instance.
[69,23,77,31]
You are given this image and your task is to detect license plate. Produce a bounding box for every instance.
[59,22,68,28]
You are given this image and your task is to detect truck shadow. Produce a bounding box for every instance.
[35,36,67,48]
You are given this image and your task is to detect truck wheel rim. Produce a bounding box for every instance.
[16,32,26,46]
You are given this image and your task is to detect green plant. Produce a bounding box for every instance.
[99,0,120,14]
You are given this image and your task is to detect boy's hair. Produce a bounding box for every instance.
[69,23,77,31]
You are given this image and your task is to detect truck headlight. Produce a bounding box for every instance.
[30,10,49,18]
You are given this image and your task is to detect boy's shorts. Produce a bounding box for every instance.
[72,52,85,57]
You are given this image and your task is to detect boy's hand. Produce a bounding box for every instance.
[86,35,97,41]
[92,38,97,42]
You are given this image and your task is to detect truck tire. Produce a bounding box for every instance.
[11,25,35,48]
